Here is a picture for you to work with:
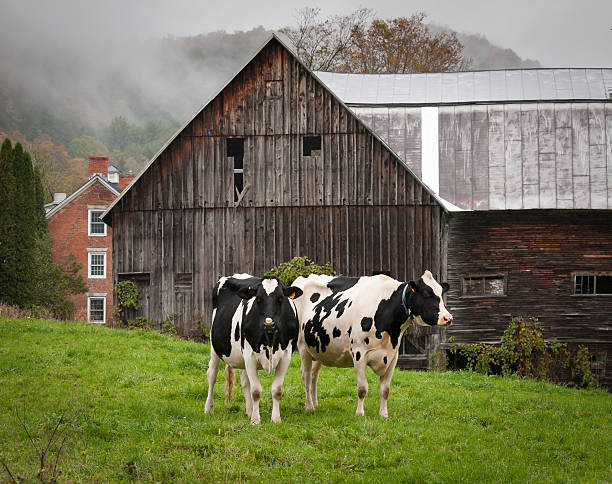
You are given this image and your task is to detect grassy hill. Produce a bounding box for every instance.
[0,318,610,483]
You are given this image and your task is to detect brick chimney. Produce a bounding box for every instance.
[89,156,109,178]
[118,173,135,190]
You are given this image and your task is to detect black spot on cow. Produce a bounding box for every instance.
[361,317,373,332]
[355,351,361,361]
[333,327,341,338]
[327,276,359,293]
[364,337,369,345]
[335,298,349,318]
[347,327,352,336]
[373,284,408,348]
[383,356,387,365]
[310,292,320,303]
[303,293,344,353]
[234,325,239,341]
[265,347,270,360]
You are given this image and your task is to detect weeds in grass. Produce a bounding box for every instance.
[0,393,82,483]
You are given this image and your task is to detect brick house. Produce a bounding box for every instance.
[45,156,134,323]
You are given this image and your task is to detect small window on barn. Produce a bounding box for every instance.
[303,136,321,157]
[462,275,505,297]
[227,138,244,203]
[573,273,612,295]
[590,353,606,379]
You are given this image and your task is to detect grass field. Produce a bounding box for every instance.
[0,317,610,483]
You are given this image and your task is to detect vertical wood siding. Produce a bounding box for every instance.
[109,38,445,339]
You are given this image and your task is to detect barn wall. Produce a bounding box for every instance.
[112,204,444,338]
[356,103,612,211]
[446,209,612,386]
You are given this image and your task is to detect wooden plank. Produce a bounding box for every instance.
[182,136,193,208]
[488,105,505,209]
[521,105,539,209]
[405,108,422,177]
[607,105,612,208]
[265,135,276,206]
[572,103,589,176]
[538,104,555,154]
[471,105,489,209]
[505,105,522,209]
[539,153,557,207]
[555,127,573,206]
[589,144,607,209]
[455,150,473,210]
[371,138,381,204]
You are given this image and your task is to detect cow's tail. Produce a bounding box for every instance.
[224,365,235,407]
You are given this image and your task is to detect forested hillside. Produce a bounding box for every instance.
[0,25,538,199]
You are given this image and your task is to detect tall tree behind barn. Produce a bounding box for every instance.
[101,35,447,344]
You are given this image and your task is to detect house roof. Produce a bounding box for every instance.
[102,33,450,223]
[315,69,612,106]
[46,174,120,219]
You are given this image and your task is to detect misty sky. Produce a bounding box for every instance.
[3,0,610,67]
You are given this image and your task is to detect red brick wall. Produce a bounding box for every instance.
[47,180,117,323]
[118,173,135,190]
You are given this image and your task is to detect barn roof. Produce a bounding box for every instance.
[102,34,450,223]
[315,69,612,106]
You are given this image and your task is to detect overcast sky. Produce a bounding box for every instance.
[2,0,611,67]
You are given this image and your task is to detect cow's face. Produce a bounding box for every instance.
[237,277,303,335]
[407,271,452,326]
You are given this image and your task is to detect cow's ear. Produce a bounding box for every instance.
[409,280,417,293]
[283,286,303,300]
[236,286,256,300]
[441,282,450,294]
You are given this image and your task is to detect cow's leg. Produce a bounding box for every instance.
[300,349,315,410]
[239,369,252,418]
[204,350,220,414]
[244,357,263,425]
[270,353,291,423]
[378,353,398,418]
[310,360,322,408]
[353,358,368,416]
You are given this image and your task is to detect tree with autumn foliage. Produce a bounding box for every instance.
[281,8,471,74]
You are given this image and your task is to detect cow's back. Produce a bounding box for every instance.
[294,274,402,367]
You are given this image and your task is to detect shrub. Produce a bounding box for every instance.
[446,317,598,389]
[114,281,139,325]
[265,256,338,286]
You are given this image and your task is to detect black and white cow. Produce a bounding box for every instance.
[293,271,452,418]
[204,274,303,424]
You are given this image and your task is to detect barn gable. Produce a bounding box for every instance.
[104,34,443,222]
[103,34,448,342]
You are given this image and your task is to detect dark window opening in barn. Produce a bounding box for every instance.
[574,274,612,295]
[118,272,151,287]
[303,136,321,156]
[590,353,606,378]
[462,275,505,297]
[227,138,244,202]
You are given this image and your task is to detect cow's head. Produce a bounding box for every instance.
[404,270,452,326]
[236,276,304,336]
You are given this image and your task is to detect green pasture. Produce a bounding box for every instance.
[0,318,610,483]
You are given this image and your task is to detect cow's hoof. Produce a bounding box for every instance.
[305,404,315,411]
[250,417,261,425]
[379,411,388,418]
[271,415,281,423]
[355,410,365,417]
[204,404,213,414]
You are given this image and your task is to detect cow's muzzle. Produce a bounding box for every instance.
[263,317,276,334]
[438,313,453,326]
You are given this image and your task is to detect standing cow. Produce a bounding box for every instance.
[204,274,303,424]
[293,271,452,418]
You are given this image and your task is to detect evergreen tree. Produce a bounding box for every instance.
[0,139,18,304]
[0,140,87,316]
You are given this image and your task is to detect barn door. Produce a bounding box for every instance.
[398,325,447,370]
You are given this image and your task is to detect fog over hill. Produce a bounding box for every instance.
[0,24,539,146]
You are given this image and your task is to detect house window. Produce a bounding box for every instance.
[573,273,612,295]
[227,138,244,203]
[88,296,106,324]
[462,275,505,297]
[88,209,106,236]
[303,136,321,156]
[88,251,106,278]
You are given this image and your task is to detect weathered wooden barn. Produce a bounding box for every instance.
[319,69,612,385]
[103,35,612,385]
[101,34,449,362]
